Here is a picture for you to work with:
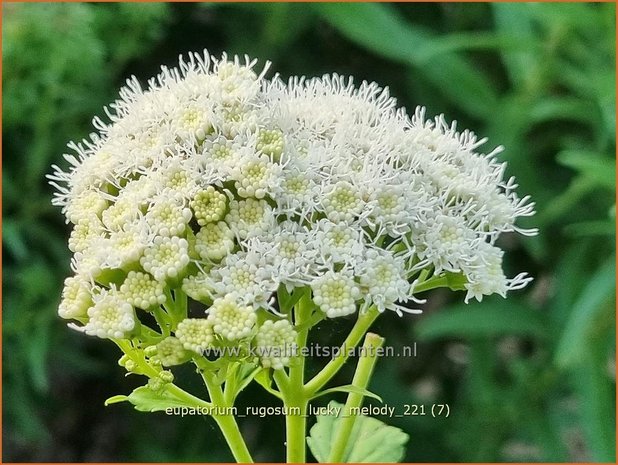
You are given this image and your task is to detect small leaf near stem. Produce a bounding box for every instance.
[310,384,382,402]
[327,332,385,463]
[112,339,213,410]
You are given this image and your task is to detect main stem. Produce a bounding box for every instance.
[282,301,381,463]
[328,332,385,462]
[212,414,254,464]
[203,372,254,463]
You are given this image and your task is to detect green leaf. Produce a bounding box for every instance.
[254,369,282,399]
[307,401,409,462]
[311,384,382,402]
[27,316,52,393]
[313,3,497,118]
[105,385,202,412]
[529,97,598,126]
[233,364,262,396]
[415,299,546,340]
[492,3,538,88]
[556,150,616,189]
[2,219,29,261]
[564,219,616,237]
[416,32,537,60]
[276,285,305,313]
[555,258,616,368]
[572,342,616,462]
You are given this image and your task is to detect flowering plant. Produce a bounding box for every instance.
[49,50,535,463]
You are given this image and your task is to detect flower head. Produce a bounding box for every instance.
[51,50,535,341]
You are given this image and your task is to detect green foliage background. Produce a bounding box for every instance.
[3,2,615,462]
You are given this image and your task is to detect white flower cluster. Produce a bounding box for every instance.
[51,51,535,352]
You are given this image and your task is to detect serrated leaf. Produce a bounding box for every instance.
[311,384,382,402]
[415,299,546,340]
[105,385,203,412]
[307,401,409,463]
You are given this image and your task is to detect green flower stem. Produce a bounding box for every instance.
[327,332,385,463]
[163,288,188,327]
[203,371,254,463]
[305,306,380,396]
[413,272,467,293]
[152,306,171,335]
[280,290,313,463]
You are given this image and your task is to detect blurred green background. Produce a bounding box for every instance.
[3,2,616,462]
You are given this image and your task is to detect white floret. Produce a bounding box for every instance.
[256,128,285,160]
[190,186,228,225]
[65,188,108,224]
[68,215,104,253]
[226,198,274,239]
[255,319,297,370]
[119,271,166,309]
[209,251,277,307]
[207,295,257,340]
[153,336,189,366]
[462,242,533,303]
[100,224,149,269]
[315,219,365,266]
[358,249,412,314]
[311,270,360,318]
[181,271,214,303]
[72,290,135,339]
[175,318,214,353]
[58,275,93,319]
[231,153,281,199]
[321,181,364,224]
[101,197,141,232]
[145,197,193,237]
[195,222,235,261]
[140,236,190,282]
